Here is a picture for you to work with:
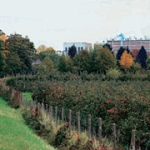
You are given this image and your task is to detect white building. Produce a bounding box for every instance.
[63,42,92,54]
[56,50,63,56]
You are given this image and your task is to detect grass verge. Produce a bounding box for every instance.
[0,97,56,150]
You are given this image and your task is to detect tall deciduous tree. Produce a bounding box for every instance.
[94,48,116,74]
[116,46,125,61]
[116,46,132,66]
[0,30,9,58]
[57,55,66,72]
[68,45,77,59]
[5,33,36,74]
[36,44,47,54]
[37,57,54,74]
[46,46,55,52]
[0,33,7,42]
[57,55,73,72]
[73,50,91,73]
[94,43,102,51]
[39,50,60,67]
[120,50,133,70]
[146,56,150,69]
[136,46,147,69]
[103,43,112,51]
[36,45,55,54]
[65,56,73,72]
[0,40,5,77]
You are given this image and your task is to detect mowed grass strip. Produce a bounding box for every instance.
[0,97,56,150]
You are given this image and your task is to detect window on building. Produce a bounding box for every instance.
[81,47,83,50]
[78,47,80,51]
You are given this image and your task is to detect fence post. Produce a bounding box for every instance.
[112,123,116,150]
[50,106,53,121]
[131,130,136,150]
[77,112,80,135]
[61,107,64,122]
[99,118,102,145]
[19,92,23,105]
[30,99,33,111]
[88,114,91,139]
[33,101,36,110]
[92,127,96,138]
[69,110,72,131]
[41,102,44,113]
[38,102,41,116]
[55,106,58,128]
[46,104,48,118]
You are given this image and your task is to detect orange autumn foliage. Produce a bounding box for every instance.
[0,34,7,42]
[120,50,133,70]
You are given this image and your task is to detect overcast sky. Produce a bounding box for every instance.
[1,0,150,50]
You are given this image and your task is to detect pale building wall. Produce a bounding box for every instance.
[63,42,92,54]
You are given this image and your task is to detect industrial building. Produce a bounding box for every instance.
[107,38,150,54]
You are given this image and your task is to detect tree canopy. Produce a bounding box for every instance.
[36,45,47,54]
[57,55,73,72]
[38,57,54,74]
[93,43,102,51]
[136,46,147,69]
[146,56,150,69]
[0,33,7,42]
[39,50,60,67]
[68,45,77,59]
[0,40,5,77]
[5,33,36,74]
[116,47,125,61]
[36,45,55,54]
[103,43,112,51]
[120,50,133,70]
[94,47,116,74]
[73,50,91,73]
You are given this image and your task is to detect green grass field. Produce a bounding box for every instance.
[0,97,56,150]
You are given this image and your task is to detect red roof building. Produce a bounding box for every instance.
[107,39,150,56]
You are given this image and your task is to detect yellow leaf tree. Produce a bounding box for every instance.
[36,44,47,54]
[36,45,55,54]
[0,33,7,42]
[37,57,54,74]
[46,47,55,53]
[0,33,10,58]
[120,50,133,70]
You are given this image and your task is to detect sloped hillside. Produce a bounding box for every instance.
[0,97,56,150]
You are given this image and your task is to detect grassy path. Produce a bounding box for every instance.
[0,97,56,150]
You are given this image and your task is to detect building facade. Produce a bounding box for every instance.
[63,42,92,55]
[107,39,150,54]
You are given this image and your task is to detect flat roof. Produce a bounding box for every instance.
[63,42,92,44]
[107,40,150,42]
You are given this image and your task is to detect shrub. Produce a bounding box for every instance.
[106,68,121,80]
